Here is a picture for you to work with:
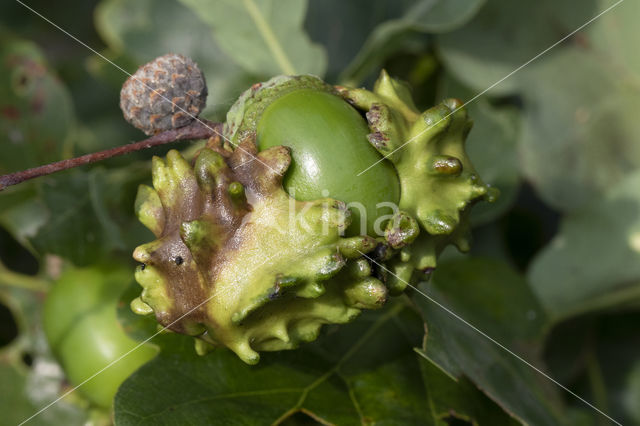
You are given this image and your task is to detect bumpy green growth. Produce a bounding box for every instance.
[130,70,493,364]
[338,71,495,293]
[132,137,385,364]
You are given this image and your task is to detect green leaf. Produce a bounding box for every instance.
[467,100,520,224]
[419,355,520,425]
[437,0,640,212]
[437,0,600,95]
[589,0,640,78]
[0,37,75,174]
[304,0,408,82]
[438,74,521,224]
[340,0,485,85]
[413,257,568,425]
[591,312,640,425]
[0,184,48,254]
[178,0,327,77]
[528,171,640,320]
[0,362,87,426]
[95,0,255,120]
[543,311,640,425]
[28,172,108,265]
[114,303,434,425]
[625,363,640,424]
[417,0,487,32]
[515,0,640,212]
[29,164,150,266]
[518,47,640,212]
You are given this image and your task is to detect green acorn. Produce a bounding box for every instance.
[127,59,494,364]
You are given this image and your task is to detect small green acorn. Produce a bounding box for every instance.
[125,56,494,364]
[225,75,400,236]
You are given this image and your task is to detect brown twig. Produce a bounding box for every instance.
[0,119,222,191]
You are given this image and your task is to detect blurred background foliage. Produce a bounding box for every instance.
[0,0,638,424]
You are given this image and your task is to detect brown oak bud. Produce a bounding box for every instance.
[120,54,207,135]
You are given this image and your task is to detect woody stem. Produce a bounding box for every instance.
[0,120,222,191]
